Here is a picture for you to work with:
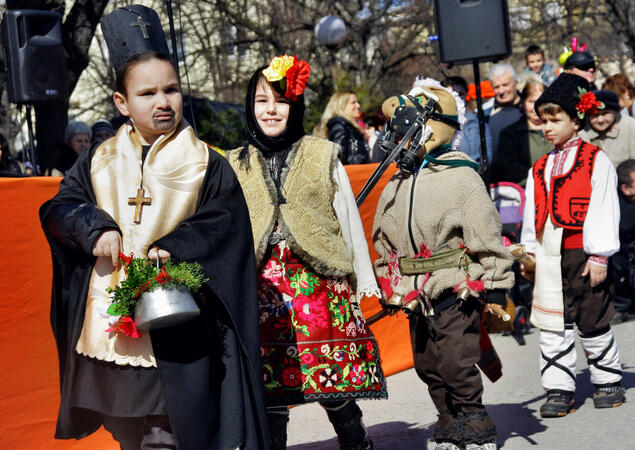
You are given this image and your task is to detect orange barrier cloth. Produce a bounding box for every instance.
[0,164,412,448]
[0,177,115,448]
[344,163,414,377]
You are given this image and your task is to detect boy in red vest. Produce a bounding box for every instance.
[520,73,624,418]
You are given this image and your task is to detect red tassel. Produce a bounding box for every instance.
[377,276,394,299]
[466,280,485,293]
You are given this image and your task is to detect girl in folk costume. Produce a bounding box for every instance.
[373,78,514,450]
[227,55,387,450]
[520,73,625,418]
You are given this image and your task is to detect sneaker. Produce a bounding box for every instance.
[610,311,634,325]
[435,443,460,450]
[465,443,497,450]
[593,385,626,408]
[540,390,575,418]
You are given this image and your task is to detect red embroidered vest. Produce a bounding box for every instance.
[533,140,602,237]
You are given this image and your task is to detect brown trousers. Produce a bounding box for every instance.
[409,296,496,445]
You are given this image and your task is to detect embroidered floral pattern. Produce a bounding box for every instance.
[258,242,386,405]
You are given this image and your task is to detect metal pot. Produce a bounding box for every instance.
[134,286,200,331]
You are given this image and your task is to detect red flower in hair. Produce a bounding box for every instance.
[576,89,603,118]
[284,55,310,101]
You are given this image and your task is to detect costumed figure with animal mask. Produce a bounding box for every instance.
[372,78,515,450]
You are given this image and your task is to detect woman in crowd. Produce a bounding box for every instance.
[46,121,92,176]
[313,91,370,164]
[603,73,635,117]
[492,79,551,186]
[227,55,386,450]
[579,89,635,167]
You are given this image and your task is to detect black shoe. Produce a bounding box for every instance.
[610,311,634,325]
[540,390,575,418]
[593,385,626,408]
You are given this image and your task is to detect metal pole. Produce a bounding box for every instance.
[472,59,490,192]
[165,0,181,81]
[24,105,39,176]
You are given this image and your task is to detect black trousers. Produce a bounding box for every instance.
[409,296,496,445]
[562,248,613,333]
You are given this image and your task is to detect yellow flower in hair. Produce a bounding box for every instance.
[262,54,295,82]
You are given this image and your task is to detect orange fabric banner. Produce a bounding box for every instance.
[0,164,412,448]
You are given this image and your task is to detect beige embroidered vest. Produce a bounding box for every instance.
[75,123,209,367]
[228,135,353,277]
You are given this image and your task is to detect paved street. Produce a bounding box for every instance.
[287,320,635,449]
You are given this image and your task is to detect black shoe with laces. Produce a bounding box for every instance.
[540,390,575,418]
[593,385,625,408]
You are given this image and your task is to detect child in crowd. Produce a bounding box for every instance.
[525,44,556,86]
[520,73,625,418]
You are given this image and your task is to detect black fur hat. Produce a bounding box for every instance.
[101,5,170,72]
[535,73,591,122]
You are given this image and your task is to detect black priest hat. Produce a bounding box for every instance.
[101,5,170,72]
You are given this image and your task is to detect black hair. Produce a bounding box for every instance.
[617,159,635,187]
[536,101,583,128]
[441,76,468,94]
[115,51,176,95]
[525,44,544,59]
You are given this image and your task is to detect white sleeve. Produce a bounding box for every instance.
[583,151,621,257]
[332,161,381,299]
[520,167,538,254]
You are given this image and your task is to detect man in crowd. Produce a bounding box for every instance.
[487,64,523,165]
[563,48,598,88]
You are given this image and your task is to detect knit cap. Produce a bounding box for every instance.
[592,90,620,112]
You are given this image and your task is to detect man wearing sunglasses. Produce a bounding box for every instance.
[564,50,598,87]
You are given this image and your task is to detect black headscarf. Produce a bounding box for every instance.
[244,66,306,155]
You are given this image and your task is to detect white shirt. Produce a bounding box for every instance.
[521,137,620,257]
[332,161,381,299]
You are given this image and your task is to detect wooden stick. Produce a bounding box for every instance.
[488,303,511,321]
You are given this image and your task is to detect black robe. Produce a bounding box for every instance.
[40,144,269,450]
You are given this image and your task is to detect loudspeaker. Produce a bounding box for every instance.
[434,0,511,65]
[1,9,68,103]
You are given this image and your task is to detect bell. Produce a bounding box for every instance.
[134,286,200,330]
[403,299,419,313]
[386,293,404,308]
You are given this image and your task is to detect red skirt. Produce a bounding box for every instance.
[258,241,387,406]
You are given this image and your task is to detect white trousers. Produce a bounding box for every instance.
[540,326,622,391]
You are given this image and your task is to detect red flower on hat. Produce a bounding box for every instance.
[576,89,604,118]
[284,55,310,101]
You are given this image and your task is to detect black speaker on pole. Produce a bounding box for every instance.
[434,0,511,65]
[1,9,68,103]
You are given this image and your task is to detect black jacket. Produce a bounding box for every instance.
[327,116,369,165]
[492,117,550,185]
